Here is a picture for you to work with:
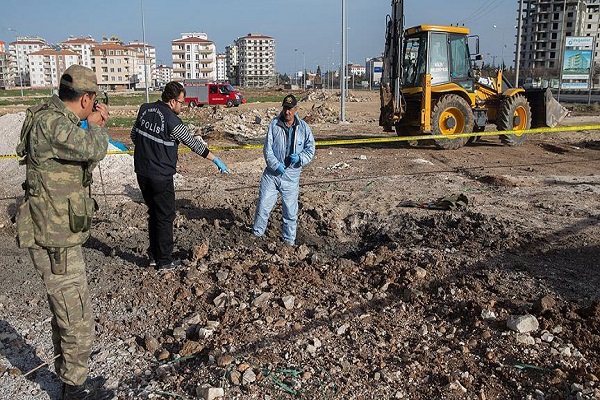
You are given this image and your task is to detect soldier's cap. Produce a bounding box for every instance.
[282,94,297,108]
[60,64,98,93]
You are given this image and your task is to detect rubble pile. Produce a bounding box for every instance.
[0,92,599,399]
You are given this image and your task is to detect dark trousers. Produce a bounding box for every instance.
[137,174,175,265]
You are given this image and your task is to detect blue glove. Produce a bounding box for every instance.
[80,119,89,130]
[289,153,300,165]
[213,157,231,174]
[276,164,286,175]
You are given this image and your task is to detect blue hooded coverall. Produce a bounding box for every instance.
[253,113,315,245]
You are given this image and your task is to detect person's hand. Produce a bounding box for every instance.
[276,164,286,175]
[213,157,231,174]
[289,153,300,164]
[88,103,109,127]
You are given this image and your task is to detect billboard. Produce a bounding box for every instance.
[560,36,595,90]
[562,49,592,79]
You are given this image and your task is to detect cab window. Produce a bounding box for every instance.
[429,33,449,84]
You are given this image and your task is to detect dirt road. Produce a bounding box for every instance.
[0,91,599,399]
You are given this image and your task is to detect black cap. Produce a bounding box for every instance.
[282,94,297,108]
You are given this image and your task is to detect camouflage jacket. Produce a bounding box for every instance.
[15,95,108,248]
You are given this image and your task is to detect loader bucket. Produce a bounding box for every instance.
[523,88,569,128]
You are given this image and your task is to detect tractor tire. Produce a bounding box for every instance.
[497,94,531,146]
[395,124,419,147]
[431,94,473,150]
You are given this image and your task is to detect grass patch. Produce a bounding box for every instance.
[245,94,282,103]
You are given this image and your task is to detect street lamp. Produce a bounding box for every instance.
[140,0,150,102]
[493,24,506,70]
[294,48,297,86]
[8,28,24,97]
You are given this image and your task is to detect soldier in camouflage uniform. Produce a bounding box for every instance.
[15,65,114,400]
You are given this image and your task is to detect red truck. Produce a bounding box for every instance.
[183,80,245,108]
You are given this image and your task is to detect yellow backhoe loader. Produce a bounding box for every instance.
[379,0,568,149]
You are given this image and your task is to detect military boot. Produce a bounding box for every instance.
[63,383,114,400]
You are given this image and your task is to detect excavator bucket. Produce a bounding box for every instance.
[523,88,569,128]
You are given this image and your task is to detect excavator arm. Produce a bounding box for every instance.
[379,0,405,131]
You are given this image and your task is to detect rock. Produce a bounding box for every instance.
[180,340,204,356]
[533,295,556,314]
[157,349,170,361]
[144,334,160,352]
[507,314,539,333]
[191,242,209,261]
[216,269,229,282]
[252,292,271,308]
[242,368,256,385]
[173,327,187,340]
[516,333,536,345]
[230,370,241,385]
[217,354,233,367]
[196,386,225,400]
[281,295,295,310]
[337,322,350,335]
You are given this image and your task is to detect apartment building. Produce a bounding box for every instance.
[365,57,383,88]
[156,64,172,88]
[519,0,600,74]
[126,41,156,89]
[60,36,98,69]
[171,33,216,82]
[28,49,80,88]
[91,41,136,90]
[216,54,227,81]
[0,41,8,89]
[8,36,47,86]
[235,33,276,87]
[224,45,239,84]
[347,63,365,76]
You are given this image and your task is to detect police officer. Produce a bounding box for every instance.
[252,94,315,245]
[15,65,114,399]
[131,81,230,270]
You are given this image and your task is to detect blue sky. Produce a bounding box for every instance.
[1,0,517,74]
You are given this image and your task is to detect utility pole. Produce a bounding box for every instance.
[141,0,150,103]
[340,0,346,122]
[515,0,524,86]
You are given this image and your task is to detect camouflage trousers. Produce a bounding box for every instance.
[29,245,94,386]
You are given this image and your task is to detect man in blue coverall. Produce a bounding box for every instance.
[252,94,315,245]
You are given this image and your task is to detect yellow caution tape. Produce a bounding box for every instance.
[2,124,599,159]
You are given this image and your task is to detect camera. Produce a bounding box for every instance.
[93,91,109,111]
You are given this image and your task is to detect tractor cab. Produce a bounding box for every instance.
[402,25,473,91]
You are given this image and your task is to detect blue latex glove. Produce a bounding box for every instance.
[80,119,89,130]
[289,153,300,165]
[275,164,286,175]
[213,157,231,174]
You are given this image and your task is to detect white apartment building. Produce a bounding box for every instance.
[28,49,79,88]
[171,33,216,81]
[347,63,365,76]
[156,65,172,88]
[225,44,238,84]
[216,54,227,82]
[519,0,600,83]
[126,41,156,89]
[91,42,136,91]
[8,36,47,86]
[235,33,276,87]
[365,57,383,88]
[60,37,98,69]
[0,41,9,89]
